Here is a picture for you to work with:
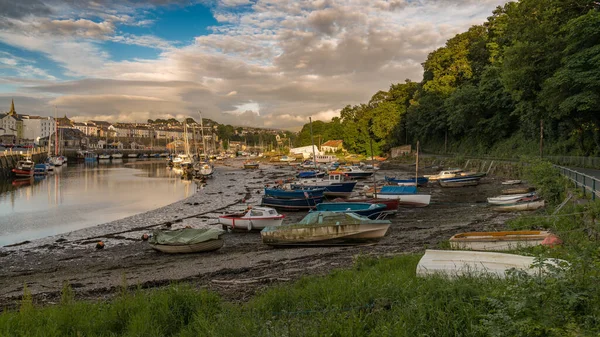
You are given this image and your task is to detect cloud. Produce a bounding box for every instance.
[1,0,511,129]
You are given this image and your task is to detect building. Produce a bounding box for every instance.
[390,145,412,158]
[0,99,23,142]
[321,140,344,153]
[289,145,322,159]
[22,115,55,144]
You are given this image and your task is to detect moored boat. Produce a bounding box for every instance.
[385,176,429,187]
[12,158,34,177]
[261,212,391,246]
[313,202,387,219]
[332,197,399,212]
[338,166,374,179]
[290,173,357,198]
[373,185,431,207]
[261,195,323,210]
[487,192,536,205]
[491,199,545,212]
[297,171,325,179]
[219,206,284,230]
[449,230,555,251]
[264,187,325,199]
[416,249,567,278]
[128,153,138,158]
[33,163,48,176]
[98,153,111,159]
[502,180,522,185]
[112,153,124,159]
[424,169,463,181]
[439,176,480,187]
[243,161,260,169]
[149,228,225,253]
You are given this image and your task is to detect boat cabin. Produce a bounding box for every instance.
[247,207,279,217]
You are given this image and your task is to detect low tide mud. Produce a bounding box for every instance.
[0,159,521,308]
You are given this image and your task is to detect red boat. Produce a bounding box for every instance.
[12,158,34,178]
[12,178,32,187]
[332,198,399,211]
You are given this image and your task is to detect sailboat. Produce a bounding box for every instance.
[195,111,214,177]
[48,107,64,166]
[173,121,193,168]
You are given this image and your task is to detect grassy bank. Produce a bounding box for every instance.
[2,161,600,336]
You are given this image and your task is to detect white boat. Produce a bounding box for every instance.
[128,153,138,158]
[416,249,567,278]
[424,169,463,181]
[449,231,554,251]
[502,180,522,185]
[487,192,535,205]
[112,153,123,159]
[374,193,431,207]
[173,154,192,167]
[48,156,64,166]
[98,153,111,159]
[492,200,545,212]
[279,155,296,162]
[218,206,285,231]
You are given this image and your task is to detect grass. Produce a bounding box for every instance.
[2,160,600,336]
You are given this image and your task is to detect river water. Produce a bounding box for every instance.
[0,159,195,246]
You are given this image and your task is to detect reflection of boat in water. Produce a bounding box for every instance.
[261,212,391,246]
[12,177,33,187]
[149,228,226,253]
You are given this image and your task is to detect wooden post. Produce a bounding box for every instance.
[370,138,377,198]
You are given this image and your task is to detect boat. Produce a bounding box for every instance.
[502,187,536,195]
[195,111,214,177]
[424,168,463,181]
[460,172,486,178]
[313,202,387,219]
[297,171,325,179]
[12,157,35,177]
[300,160,317,169]
[373,185,431,207]
[112,153,124,159]
[243,161,260,169]
[149,228,225,253]
[439,176,481,187]
[128,153,138,158]
[487,192,536,205]
[290,173,357,198]
[261,195,323,210]
[491,199,545,212]
[33,163,48,176]
[332,197,399,212]
[337,166,374,179]
[416,249,567,278]
[264,187,325,199]
[501,180,522,185]
[449,231,556,251]
[385,176,429,187]
[218,206,285,230]
[172,153,192,167]
[261,212,391,246]
[98,153,111,159]
[279,155,296,162]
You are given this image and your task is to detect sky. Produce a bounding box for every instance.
[0,0,509,130]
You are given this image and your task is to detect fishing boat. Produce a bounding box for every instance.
[491,199,545,212]
[332,197,399,211]
[373,186,431,207]
[416,249,567,278]
[264,187,325,199]
[261,195,323,210]
[12,157,34,177]
[243,161,260,169]
[384,176,429,187]
[261,212,391,246]
[297,171,325,179]
[487,192,536,205]
[149,228,225,254]
[502,187,536,195]
[33,163,48,176]
[290,173,357,198]
[501,180,522,185]
[449,230,556,251]
[313,202,387,219]
[218,206,285,230]
[439,176,481,187]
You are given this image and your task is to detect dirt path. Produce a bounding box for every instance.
[0,161,519,308]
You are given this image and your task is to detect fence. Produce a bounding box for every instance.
[0,146,49,157]
[556,165,600,200]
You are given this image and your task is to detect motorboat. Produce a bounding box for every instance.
[12,157,34,177]
[219,206,284,231]
[290,173,357,198]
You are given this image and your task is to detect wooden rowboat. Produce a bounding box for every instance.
[416,249,567,278]
[449,231,553,251]
[149,228,225,254]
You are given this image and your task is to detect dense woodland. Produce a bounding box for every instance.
[297,0,600,157]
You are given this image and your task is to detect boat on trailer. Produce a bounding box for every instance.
[218,206,284,231]
[261,212,390,246]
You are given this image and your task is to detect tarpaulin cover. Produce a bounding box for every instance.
[150,228,225,245]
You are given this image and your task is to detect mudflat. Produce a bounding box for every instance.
[0,160,518,308]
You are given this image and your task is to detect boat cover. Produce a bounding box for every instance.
[380,186,417,194]
[150,228,225,245]
[295,212,390,225]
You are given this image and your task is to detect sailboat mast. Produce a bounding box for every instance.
[54,107,59,156]
[309,117,317,169]
[198,110,207,159]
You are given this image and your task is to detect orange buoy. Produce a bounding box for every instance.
[96,241,105,249]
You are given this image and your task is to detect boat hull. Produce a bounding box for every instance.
[492,200,545,212]
[449,231,552,251]
[374,193,431,207]
[264,188,325,199]
[244,164,259,169]
[314,202,387,219]
[261,196,323,210]
[487,192,535,205]
[290,182,357,198]
[501,187,536,195]
[12,168,33,177]
[439,177,480,187]
[261,223,390,246]
[385,176,428,187]
[218,214,284,230]
[150,239,224,253]
[333,198,399,211]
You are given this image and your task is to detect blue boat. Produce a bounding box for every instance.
[264,187,325,199]
[313,202,387,219]
[33,164,47,176]
[290,181,357,198]
[385,176,429,186]
[261,196,324,210]
[380,186,417,194]
[297,171,325,179]
[439,176,481,187]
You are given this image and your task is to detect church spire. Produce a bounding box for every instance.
[8,98,15,115]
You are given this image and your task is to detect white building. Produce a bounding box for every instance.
[289,145,322,159]
[22,115,55,143]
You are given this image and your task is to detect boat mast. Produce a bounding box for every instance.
[309,117,317,170]
[54,106,59,156]
[198,110,207,160]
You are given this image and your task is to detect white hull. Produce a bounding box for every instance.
[219,217,284,230]
[128,153,138,158]
[397,182,417,186]
[48,156,64,166]
[487,193,534,205]
[501,180,522,185]
[261,223,389,246]
[416,249,566,278]
[375,193,431,207]
[112,153,123,158]
[492,200,545,212]
[449,231,552,251]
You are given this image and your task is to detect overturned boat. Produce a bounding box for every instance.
[261,212,390,246]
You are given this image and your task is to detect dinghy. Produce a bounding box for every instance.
[416,249,567,278]
[502,187,535,195]
[487,192,536,205]
[491,199,545,212]
[219,206,284,230]
[449,231,554,251]
[149,228,225,253]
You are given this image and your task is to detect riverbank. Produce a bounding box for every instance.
[0,159,518,308]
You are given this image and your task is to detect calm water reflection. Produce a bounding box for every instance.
[0,160,195,246]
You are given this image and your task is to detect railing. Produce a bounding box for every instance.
[556,165,600,200]
[0,146,49,157]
